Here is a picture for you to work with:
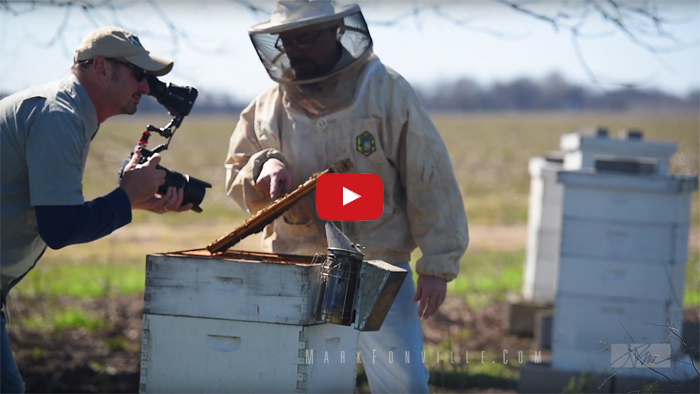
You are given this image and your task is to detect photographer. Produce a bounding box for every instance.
[0,26,192,393]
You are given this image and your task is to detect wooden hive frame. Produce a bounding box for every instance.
[206,158,354,254]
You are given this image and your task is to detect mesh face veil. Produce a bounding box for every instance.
[248,3,373,86]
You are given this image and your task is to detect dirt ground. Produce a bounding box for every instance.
[6,294,534,394]
[7,293,699,394]
[8,295,144,393]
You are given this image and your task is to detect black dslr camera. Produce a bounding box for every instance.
[120,75,212,213]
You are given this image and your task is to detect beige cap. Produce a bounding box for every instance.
[74,26,173,76]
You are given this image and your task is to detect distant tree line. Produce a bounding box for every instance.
[1,72,697,114]
[415,72,699,112]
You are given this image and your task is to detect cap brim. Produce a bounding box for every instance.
[124,52,173,77]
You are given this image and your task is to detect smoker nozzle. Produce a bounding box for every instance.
[325,222,364,256]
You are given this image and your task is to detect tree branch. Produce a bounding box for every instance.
[364,5,423,27]
[429,4,531,39]
[228,0,270,18]
[2,0,698,92]
[588,0,699,53]
[493,0,572,31]
[483,0,698,89]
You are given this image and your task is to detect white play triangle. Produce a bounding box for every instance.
[342,187,361,206]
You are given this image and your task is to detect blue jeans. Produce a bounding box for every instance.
[358,262,431,394]
[1,313,24,394]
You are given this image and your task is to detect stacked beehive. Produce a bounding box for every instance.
[547,129,697,379]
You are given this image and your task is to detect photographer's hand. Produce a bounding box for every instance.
[119,149,167,208]
[133,187,193,214]
[256,158,292,200]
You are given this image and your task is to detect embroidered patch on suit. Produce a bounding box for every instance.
[356,131,376,157]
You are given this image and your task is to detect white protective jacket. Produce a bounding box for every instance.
[225,55,469,281]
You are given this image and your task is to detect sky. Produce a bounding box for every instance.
[1,0,698,103]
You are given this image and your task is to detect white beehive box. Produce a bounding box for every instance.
[522,128,688,305]
[522,155,564,303]
[546,129,698,378]
[139,250,360,394]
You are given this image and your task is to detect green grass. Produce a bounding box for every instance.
[20,307,110,333]
[84,112,699,226]
[17,248,698,311]
[449,250,524,308]
[17,260,146,299]
[105,336,140,353]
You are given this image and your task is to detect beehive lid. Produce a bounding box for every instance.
[556,170,698,192]
[206,158,354,254]
[559,127,679,175]
[560,127,677,160]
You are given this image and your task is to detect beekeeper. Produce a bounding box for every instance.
[225,1,469,392]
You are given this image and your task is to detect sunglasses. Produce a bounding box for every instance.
[106,58,148,82]
[79,58,148,82]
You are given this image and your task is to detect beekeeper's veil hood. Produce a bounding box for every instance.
[248,0,373,85]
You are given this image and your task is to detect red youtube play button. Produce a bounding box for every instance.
[316,174,384,221]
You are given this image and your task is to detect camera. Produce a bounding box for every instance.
[147,74,197,118]
[119,75,212,213]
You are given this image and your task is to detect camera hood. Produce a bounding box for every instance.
[147,75,198,117]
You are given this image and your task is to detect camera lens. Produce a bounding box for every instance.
[157,165,212,212]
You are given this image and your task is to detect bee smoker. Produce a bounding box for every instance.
[315,222,364,325]
[315,222,407,331]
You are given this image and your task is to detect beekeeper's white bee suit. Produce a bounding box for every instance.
[225,1,469,392]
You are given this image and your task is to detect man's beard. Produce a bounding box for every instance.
[289,57,323,80]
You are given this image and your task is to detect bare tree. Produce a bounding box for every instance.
[0,0,697,89]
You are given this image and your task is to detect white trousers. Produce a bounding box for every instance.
[358,262,431,394]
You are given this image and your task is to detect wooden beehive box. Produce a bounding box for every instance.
[139,250,360,394]
[139,159,363,393]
